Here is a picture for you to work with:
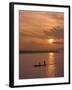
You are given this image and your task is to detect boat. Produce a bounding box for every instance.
[33,61,47,67]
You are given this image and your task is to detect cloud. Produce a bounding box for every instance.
[20,26,64,40]
[43,26,64,39]
[19,11,64,50]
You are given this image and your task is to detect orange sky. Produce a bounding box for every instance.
[19,10,64,51]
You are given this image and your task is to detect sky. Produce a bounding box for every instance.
[19,10,64,51]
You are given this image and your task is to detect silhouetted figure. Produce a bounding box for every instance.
[44,60,46,67]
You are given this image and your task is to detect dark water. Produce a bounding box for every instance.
[19,51,64,79]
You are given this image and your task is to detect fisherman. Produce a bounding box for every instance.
[44,60,46,66]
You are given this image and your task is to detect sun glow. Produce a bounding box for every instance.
[48,39,54,44]
[49,52,54,56]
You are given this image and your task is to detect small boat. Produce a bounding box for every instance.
[33,62,41,67]
[33,61,47,67]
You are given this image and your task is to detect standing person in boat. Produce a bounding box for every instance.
[44,60,46,66]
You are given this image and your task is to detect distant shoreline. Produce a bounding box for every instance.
[19,50,62,54]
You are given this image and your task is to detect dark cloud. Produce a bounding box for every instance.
[43,26,64,39]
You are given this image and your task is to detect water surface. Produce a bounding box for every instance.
[19,51,64,79]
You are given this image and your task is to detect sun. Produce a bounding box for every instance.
[48,39,54,44]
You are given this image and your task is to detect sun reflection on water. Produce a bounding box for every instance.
[47,52,56,77]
